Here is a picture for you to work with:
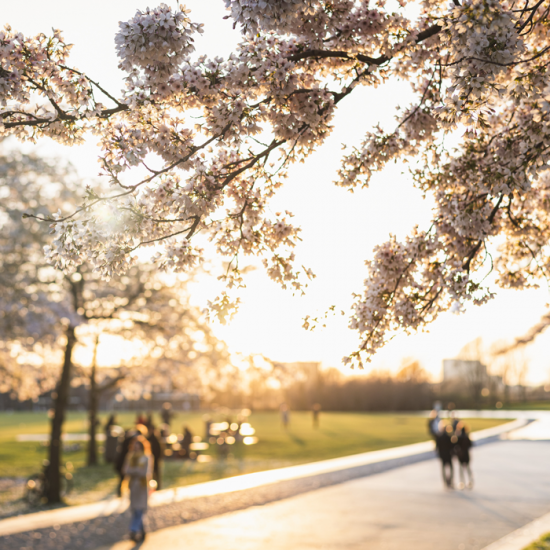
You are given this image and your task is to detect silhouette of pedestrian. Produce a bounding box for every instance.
[436,421,454,488]
[147,425,163,490]
[182,426,193,458]
[455,422,473,489]
[145,412,154,431]
[104,414,116,434]
[312,403,321,428]
[104,416,121,464]
[280,403,290,429]
[203,414,212,440]
[161,402,173,426]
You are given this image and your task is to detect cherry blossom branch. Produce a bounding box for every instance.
[517,0,547,32]
[128,216,201,251]
[287,24,443,66]
[440,46,550,68]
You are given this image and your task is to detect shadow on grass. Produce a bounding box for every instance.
[318,429,339,437]
[286,432,306,446]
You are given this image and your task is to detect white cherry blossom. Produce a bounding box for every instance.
[2,0,550,366]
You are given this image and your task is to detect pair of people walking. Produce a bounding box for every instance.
[429,411,473,489]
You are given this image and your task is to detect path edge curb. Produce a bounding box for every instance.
[482,510,550,550]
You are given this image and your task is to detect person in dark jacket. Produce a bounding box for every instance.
[145,412,154,432]
[104,414,116,434]
[436,422,454,488]
[312,403,321,429]
[147,426,163,490]
[161,402,173,426]
[455,422,473,489]
[181,426,193,458]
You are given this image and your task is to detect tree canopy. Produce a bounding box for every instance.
[0,149,226,396]
[2,0,550,366]
[0,147,230,500]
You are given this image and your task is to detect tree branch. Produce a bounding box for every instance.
[287,24,442,66]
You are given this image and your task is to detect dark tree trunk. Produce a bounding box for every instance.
[45,325,76,503]
[87,336,99,466]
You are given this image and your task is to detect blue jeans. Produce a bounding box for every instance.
[130,509,145,534]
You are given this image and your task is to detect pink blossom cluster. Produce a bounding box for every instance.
[224,0,319,36]
[437,0,525,127]
[0,26,94,143]
[115,4,203,84]
[3,0,550,367]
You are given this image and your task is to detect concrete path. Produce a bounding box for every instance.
[99,439,550,550]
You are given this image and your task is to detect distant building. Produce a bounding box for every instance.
[442,359,504,400]
[443,359,486,382]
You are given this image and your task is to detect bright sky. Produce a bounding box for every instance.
[4,1,550,384]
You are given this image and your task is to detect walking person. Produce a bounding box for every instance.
[436,422,454,489]
[147,425,163,490]
[455,422,473,489]
[104,415,119,464]
[115,425,147,496]
[145,412,154,432]
[312,403,321,429]
[161,402,173,427]
[203,414,212,440]
[182,425,193,458]
[280,403,290,429]
[123,435,153,542]
[104,414,116,434]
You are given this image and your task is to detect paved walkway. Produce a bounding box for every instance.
[99,439,550,550]
[3,421,519,550]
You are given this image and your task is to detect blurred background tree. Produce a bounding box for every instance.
[0,147,228,502]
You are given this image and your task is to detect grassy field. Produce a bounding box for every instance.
[524,532,550,549]
[0,411,508,516]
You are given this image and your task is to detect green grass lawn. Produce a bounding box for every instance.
[0,411,508,515]
[524,532,550,549]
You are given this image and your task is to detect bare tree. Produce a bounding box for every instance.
[396,358,430,384]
